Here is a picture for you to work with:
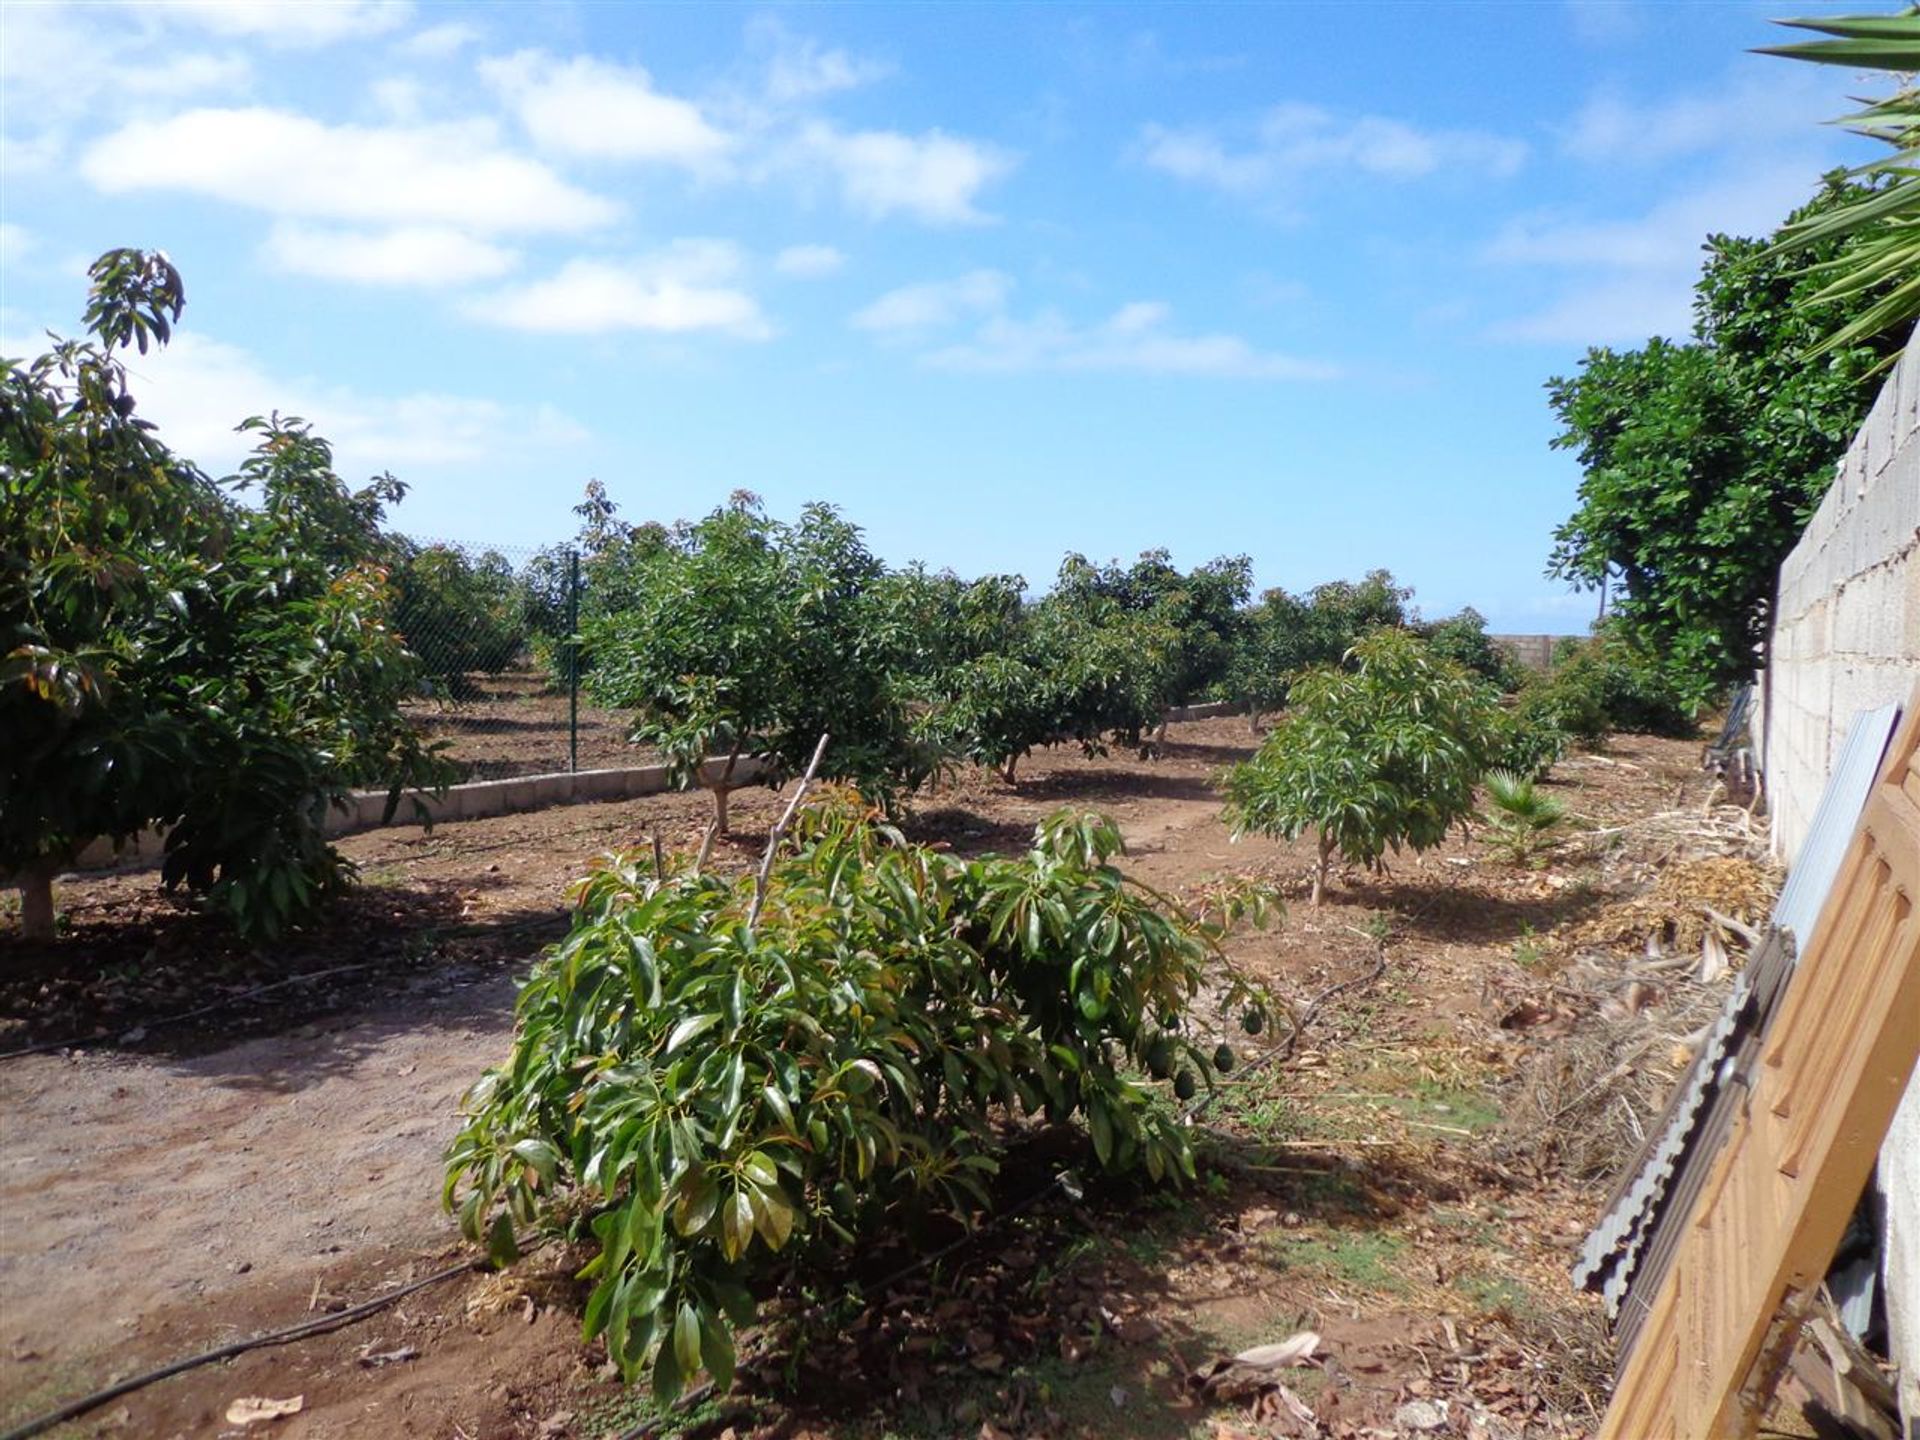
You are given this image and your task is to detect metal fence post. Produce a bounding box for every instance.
[568,547,580,774]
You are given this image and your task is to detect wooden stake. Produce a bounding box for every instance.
[748,733,829,928]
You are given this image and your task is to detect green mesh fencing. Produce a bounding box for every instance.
[389,537,636,781]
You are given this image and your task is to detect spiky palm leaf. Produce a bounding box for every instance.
[1759,11,1920,358]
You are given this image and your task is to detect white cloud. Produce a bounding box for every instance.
[399,20,481,58]
[774,244,846,278]
[1485,167,1825,343]
[82,108,618,235]
[748,19,893,104]
[264,223,519,287]
[480,51,732,169]
[1488,168,1817,272]
[924,301,1339,380]
[0,223,35,267]
[1486,274,1699,345]
[79,329,588,478]
[141,0,412,46]
[851,270,1011,332]
[1561,67,1834,166]
[798,122,1014,225]
[473,242,771,337]
[1139,102,1527,200]
[0,3,253,146]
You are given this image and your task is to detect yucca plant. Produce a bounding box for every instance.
[1760,11,1920,359]
[1481,768,1567,868]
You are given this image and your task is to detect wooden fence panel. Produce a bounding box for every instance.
[1599,688,1920,1439]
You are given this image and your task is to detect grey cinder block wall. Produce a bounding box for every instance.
[1755,323,1919,1426]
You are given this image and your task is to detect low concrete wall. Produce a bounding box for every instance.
[59,704,1256,879]
[66,756,771,876]
[1490,633,1561,672]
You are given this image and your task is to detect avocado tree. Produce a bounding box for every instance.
[446,794,1273,1401]
[1,250,446,942]
[1226,568,1411,722]
[584,497,928,831]
[390,542,530,696]
[1546,176,1907,702]
[1223,628,1501,905]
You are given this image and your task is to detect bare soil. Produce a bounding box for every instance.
[0,720,1731,1440]
[407,668,649,782]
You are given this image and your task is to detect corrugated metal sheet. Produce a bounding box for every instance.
[1772,703,1900,943]
[1575,700,1904,1344]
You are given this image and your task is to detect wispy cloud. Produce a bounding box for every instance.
[1139,102,1526,203]
[140,0,412,46]
[81,108,619,235]
[851,274,1336,379]
[796,122,1016,225]
[774,244,847,278]
[1485,166,1826,343]
[93,329,588,478]
[472,241,771,337]
[1559,66,1835,166]
[851,270,1011,332]
[926,301,1339,379]
[747,16,894,105]
[479,50,733,170]
[264,223,519,287]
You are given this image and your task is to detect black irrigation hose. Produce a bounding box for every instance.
[0,1257,485,1440]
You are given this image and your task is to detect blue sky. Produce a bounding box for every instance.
[0,0,1877,633]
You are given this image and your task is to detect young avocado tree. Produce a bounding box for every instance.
[584,498,787,835]
[446,793,1274,1402]
[1,250,447,942]
[1223,628,1501,905]
[584,497,927,831]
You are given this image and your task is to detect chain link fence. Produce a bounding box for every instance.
[388,535,641,781]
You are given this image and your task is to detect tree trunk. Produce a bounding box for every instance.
[1001,755,1019,784]
[17,860,56,941]
[1311,834,1333,908]
[711,745,742,836]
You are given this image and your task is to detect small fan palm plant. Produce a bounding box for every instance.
[1482,768,1567,868]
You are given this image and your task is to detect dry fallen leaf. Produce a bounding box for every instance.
[1234,1330,1321,1370]
[224,1394,304,1425]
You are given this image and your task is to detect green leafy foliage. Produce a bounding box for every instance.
[1543,624,1696,742]
[1546,176,1908,703]
[444,792,1271,1400]
[584,498,932,824]
[1481,769,1568,868]
[1223,629,1502,904]
[1416,607,1524,692]
[1225,569,1411,717]
[1,250,448,939]
[390,543,531,696]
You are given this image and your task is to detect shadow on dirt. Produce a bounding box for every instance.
[1158,736,1260,768]
[539,1122,1449,1440]
[0,879,565,1071]
[1019,768,1221,806]
[1341,875,1609,947]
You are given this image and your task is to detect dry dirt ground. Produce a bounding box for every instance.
[406,668,648,782]
[0,718,1763,1440]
